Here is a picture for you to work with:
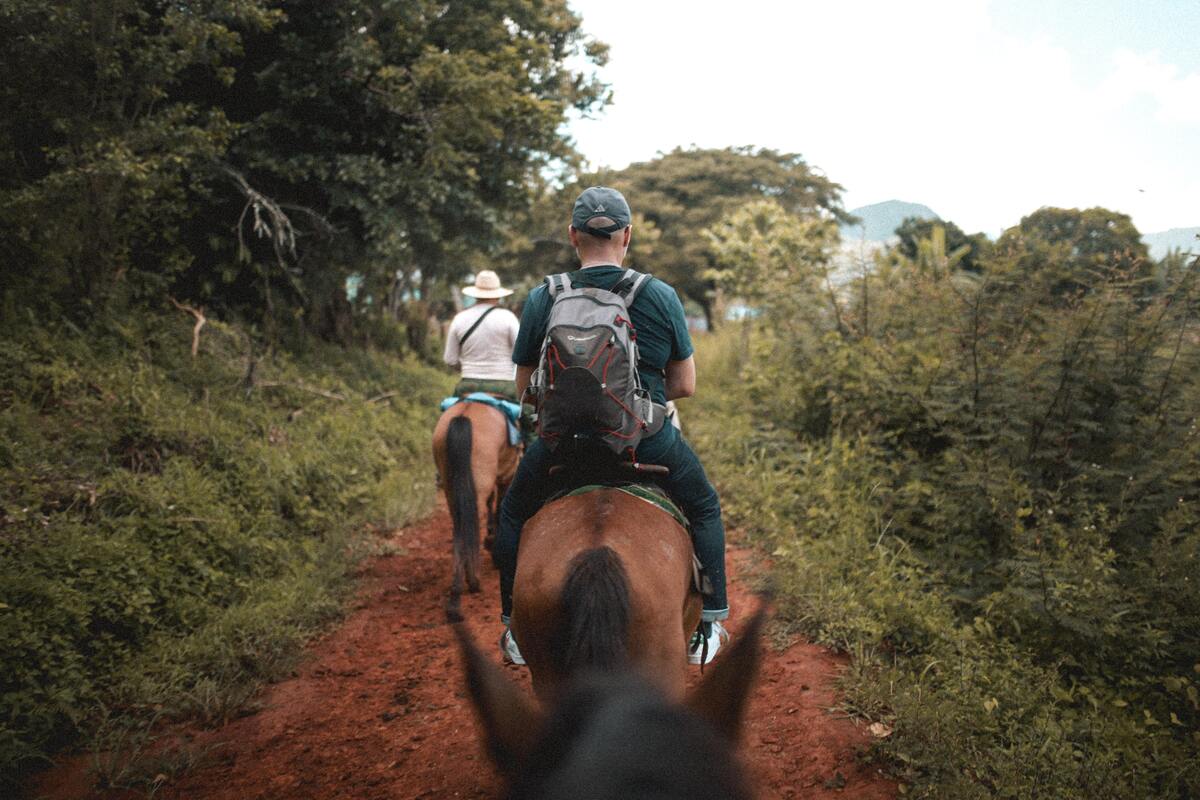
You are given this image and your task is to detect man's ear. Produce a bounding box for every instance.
[621,225,632,247]
[454,625,542,778]
[567,224,581,248]
[684,607,766,742]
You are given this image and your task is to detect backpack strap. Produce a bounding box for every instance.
[546,273,573,298]
[613,268,652,307]
[459,305,499,346]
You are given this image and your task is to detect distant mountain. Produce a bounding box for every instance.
[1143,227,1200,260]
[841,200,940,243]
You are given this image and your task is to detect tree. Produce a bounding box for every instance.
[206,0,610,336]
[512,147,850,327]
[0,0,280,314]
[894,216,991,274]
[706,199,840,324]
[994,207,1151,300]
[0,0,609,341]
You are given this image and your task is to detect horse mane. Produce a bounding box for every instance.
[553,546,630,675]
[506,672,753,800]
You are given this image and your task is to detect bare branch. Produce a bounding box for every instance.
[279,202,340,237]
[168,296,207,358]
[219,164,309,271]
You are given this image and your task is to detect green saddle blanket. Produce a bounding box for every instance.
[560,483,706,594]
[563,483,689,530]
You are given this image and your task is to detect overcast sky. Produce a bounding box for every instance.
[565,0,1199,236]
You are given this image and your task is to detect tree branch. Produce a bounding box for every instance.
[167,296,206,358]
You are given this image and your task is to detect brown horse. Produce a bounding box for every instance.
[455,609,764,800]
[510,487,703,701]
[432,401,520,621]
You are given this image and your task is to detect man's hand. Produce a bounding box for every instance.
[516,365,535,399]
[664,356,696,401]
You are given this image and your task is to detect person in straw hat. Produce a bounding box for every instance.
[443,270,522,400]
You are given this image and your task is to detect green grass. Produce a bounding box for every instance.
[0,310,451,790]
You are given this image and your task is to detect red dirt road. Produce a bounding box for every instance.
[35,506,895,799]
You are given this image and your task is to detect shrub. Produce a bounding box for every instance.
[688,218,1200,797]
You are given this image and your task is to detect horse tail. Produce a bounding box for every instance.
[446,415,479,622]
[556,546,630,674]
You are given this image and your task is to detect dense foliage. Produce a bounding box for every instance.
[0,0,607,337]
[0,312,448,787]
[0,1,607,788]
[689,206,1200,798]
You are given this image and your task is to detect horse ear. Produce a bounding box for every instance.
[684,606,767,742]
[453,624,543,778]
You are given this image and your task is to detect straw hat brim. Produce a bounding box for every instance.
[462,286,513,299]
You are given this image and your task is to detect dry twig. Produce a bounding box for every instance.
[257,381,347,402]
[168,296,207,358]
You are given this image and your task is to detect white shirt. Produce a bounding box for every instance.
[443,304,520,381]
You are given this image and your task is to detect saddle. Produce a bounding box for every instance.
[557,483,710,597]
[545,445,710,596]
[439,392,522,447]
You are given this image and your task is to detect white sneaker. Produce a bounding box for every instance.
[687,621,729,665]
[500,628,526,665]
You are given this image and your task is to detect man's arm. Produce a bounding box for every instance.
[443,319,460,368]
[516,365,535,399]
[664,356,696,400]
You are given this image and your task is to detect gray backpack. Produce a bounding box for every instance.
[529,269,661,458]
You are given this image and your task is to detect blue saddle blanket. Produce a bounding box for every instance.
[440,392,522,446]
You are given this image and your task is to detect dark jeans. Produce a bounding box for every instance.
[496,424,729,624]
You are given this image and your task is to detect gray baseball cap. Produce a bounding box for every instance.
[571,186,631,239]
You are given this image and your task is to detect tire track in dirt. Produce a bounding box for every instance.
[34,504,895,799]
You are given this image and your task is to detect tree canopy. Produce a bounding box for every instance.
[995,206,1151,298]
[513,147,850,325]
[0,0,608,338]
[893,216,991,274]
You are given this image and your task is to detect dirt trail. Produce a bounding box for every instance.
[35,505,895,799]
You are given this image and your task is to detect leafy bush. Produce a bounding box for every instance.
[687,212,1200,798]
[0,310,449,786]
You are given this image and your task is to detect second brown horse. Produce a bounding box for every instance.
[433,401,520,622]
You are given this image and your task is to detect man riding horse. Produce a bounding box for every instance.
[497,186,730,666]
[436,270,524,620]
[443,270,521,399]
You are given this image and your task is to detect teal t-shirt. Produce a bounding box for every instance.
[512,265,694,405]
